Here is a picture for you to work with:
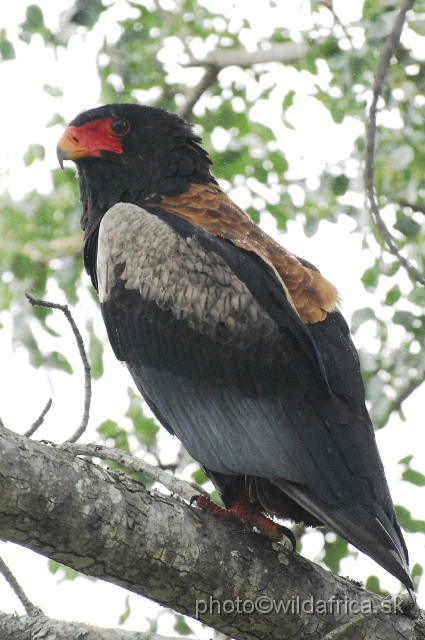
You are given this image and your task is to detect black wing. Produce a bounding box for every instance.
[97,202,411,589]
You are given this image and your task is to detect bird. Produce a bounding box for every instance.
[57,103,412,591]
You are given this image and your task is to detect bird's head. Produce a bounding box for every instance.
[57,104,214,235]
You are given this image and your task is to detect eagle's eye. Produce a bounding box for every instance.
[111,118,130,136]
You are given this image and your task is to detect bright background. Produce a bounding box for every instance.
[0,0,423,636]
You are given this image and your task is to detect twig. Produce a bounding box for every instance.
[25,295,91,442]
[152,0,170,22]
[58,442,206,502]
[24,398,53,438]
[0,556,40,617]
[320,1,355,50]
[178,64,220,121]
[385,361,425,421]
[397,199,425,215]
[364,0,425,286]
[180,35,198,65]
[178,42,306,119]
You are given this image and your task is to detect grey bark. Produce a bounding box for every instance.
[0,612,183,640]
[205,43,307,69]
[0,425,424,640]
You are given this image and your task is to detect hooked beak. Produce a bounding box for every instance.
[56,125,103,168]
[56,143,68,169]
[56,120,124,168]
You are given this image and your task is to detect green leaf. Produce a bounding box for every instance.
[0,30,15,61]
[69,0,108,28]
[394,505,425,534]
[282,90,295,111]
[361,265,379,289]
[43,84,63,97]
[45,351,73,374]
[192,468,208,485]
[383,285,401,306]
[118,595,131,625]
[410,19,425,36]
[11,254,33,280]
[351,307,375,334]
[48,560,80,582]
[402,469,425,487]
[331,175,349,196]
[87,321,104,380]
[46,113,66,128]
[364,575,390,597]
[97,419,130,453]
[411,563,423,590]
[210,490,224,507]
[318,36,340,59]
[394,212,420,238]
[304,215,319,238]
[126,388,159,449]
[321,534,352,573]
[22,5,45,32]
[408,286,425,309]
[393,310,415,329]
[23,144,45,167]
[173,614,192,636]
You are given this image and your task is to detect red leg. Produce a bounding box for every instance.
[192,480,296,548]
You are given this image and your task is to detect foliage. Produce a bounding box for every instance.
[1,0,424,425]
[1,0,425,632]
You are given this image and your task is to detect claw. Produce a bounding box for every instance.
[277,525,297,551]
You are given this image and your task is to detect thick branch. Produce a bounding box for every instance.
[0,611,182,640]
[0,425,423,640]
[364,0,425,286]
[203,43,306,69]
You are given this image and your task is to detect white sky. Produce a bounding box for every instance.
[0,0,424,635]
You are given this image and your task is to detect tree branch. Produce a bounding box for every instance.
[178,64,219,121]
[25,295,92,441]
[202,43,306,69]
[178,43,306,120]
[0,557,39,617]
[383,362,425,424]
[364,0,425,286]
[397,200,425,215]
[0,425,423,640]
[320,1,355,50]
[24,398,53,438]
[0,611,184,640]
[58,441,206,502]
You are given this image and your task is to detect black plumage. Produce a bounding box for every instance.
[57,103,412,590]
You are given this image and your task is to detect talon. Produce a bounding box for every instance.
[277,525,297,551]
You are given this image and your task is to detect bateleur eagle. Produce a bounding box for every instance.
[57,103,412,591]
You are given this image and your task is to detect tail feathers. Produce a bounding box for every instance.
[273,479,413,591]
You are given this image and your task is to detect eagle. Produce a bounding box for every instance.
[57,103,412,590]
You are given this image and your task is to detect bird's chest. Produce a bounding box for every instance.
[97,203,277,346]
